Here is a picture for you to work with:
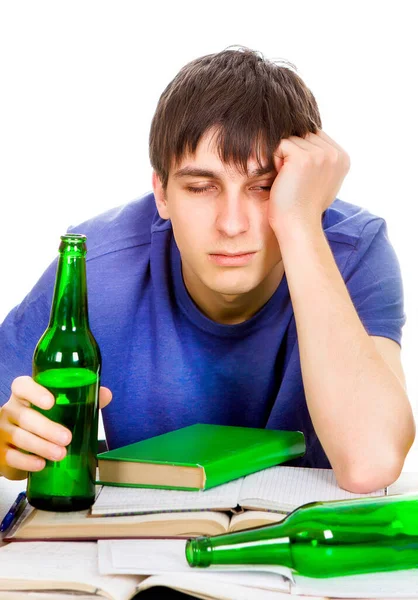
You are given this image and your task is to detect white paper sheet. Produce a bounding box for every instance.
[93,466,386,517]
[0,541,140,600]
[92,477,243,515]
[240,466,386,512]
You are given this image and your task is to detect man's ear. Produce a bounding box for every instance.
[152,171,170,220]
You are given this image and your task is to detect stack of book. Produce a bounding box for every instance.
[0,424,396,599]
[4,424,383,541]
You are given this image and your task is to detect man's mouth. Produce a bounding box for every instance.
[208,251,257,267]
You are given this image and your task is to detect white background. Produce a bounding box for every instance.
[0,1,417,468]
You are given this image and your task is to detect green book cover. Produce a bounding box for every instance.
[97,424,305,491]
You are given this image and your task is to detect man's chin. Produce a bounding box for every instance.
[207,279,258,298]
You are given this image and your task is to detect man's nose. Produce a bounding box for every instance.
[215,192,250,237]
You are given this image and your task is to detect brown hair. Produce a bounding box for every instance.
[149,47,322,189]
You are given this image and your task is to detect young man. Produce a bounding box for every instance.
[0,48,414,491]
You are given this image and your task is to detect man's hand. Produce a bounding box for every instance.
[268,130,350,233]
[0,376,112,480]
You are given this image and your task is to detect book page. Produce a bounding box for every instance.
[99,538,191,574]
[98,539,418,600]
[91,479,243,516]
[0,594,109,600]
[9,506,231,540]
[6,503,90,536]
[137,572,296,599]
[239,466,386,512]
[98,538,293,583]
[229,510,287,533]
[0,541,141,600]
[293,568,418,598]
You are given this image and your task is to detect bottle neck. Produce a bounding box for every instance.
[186,533,293,569]
[49,253,89,329]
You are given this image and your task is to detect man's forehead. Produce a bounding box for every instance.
[170,128,275,180]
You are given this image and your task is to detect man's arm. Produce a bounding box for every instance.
[269,130,415,492]
[275,218,414,493]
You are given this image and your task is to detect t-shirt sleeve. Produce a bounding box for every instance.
[0,259,57,406]
[342,218,406,347]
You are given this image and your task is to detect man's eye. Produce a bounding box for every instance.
[186,186,214,194]
[251,186,272,193]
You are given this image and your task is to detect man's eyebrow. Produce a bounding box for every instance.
[247,166,276,178]
[173,167,219,179]
[173,165,276,180]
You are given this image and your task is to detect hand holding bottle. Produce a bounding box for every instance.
[0,376,112,480]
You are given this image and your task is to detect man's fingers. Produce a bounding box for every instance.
[2,446,45,474]
[2,378,111,478]
[0,462,29,481]
[11,376,55,409]
[1,376,110,480]
[4,421,67,462]
[99,386,112,410]
[315,129,345,151]
[12,376,112,411]
[6,402,72,447]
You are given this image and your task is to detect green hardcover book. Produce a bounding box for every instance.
[97,423,305,491]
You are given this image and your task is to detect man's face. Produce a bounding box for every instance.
[153,131,283,318]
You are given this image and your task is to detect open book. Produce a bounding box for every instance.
[91,465,385,517]
[5,466,385,541]
[98,538,418,599]
[0,540,325,600]
[1,538,417,600]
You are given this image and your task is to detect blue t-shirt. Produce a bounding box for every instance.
[0,192,406,467]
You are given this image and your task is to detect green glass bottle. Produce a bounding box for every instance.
[186,493,418,578]
[26,234,101,512]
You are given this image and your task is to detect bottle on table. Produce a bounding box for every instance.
[186,493,418,578]
[26,234,101,512]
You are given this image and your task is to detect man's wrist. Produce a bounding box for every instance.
[272,211,325,254]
